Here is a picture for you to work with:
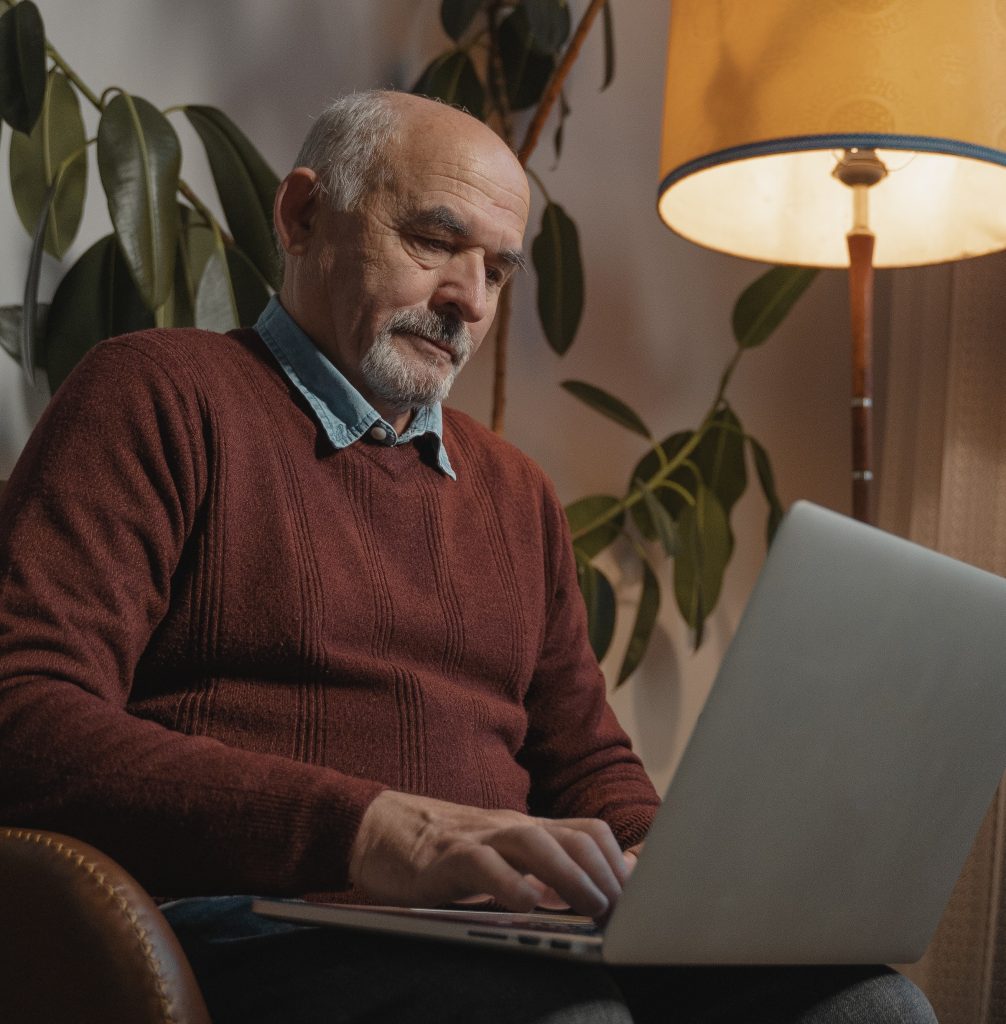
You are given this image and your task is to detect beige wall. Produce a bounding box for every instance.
[0,0,862,792]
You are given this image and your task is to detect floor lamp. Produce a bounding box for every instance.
[657,0,1006,523]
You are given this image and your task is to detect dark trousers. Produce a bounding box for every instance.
[163,897,937,1024]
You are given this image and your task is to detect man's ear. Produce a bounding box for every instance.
[274,167,322,255]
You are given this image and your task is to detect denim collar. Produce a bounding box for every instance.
[255,296,456,480]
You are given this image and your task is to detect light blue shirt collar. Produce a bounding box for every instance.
[255,296,456,480]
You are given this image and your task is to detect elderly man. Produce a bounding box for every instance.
[0,92,934,1022]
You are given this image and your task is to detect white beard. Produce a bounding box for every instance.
[360,311,474,411]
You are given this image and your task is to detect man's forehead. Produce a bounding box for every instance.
[385,115,530,237]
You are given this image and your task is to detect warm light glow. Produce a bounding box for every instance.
[658,0,1006,268]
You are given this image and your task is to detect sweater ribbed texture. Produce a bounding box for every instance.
[0,327,658,898]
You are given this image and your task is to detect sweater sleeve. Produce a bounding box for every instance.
[518,473,660,850]
[0,337,385,897]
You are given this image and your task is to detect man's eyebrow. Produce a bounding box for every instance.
[500,247,528,273]
[406,205,527,273]
[408,205,468,237]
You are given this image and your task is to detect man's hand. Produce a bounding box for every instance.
[348,791,631,919]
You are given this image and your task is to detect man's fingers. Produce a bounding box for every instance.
[437,818,628,917]
[434,843,541,911]
[554,817,632,885]
[491,825,612,917]
[547,826,624,908]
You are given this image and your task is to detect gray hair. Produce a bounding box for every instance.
[294,91,400,211]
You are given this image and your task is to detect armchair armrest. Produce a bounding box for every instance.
[0,827,211,1024]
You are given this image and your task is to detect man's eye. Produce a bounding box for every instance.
[418,236,451,253]
[486,268,505,287]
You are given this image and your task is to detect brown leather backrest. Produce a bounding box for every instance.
[0,828,212,1024]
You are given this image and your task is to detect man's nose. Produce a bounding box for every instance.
[434,253,489,324]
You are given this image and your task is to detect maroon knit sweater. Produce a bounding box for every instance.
[0,327,658,898]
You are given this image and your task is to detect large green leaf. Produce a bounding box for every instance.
[692,406,747,515]
[97,92,182,310]
[732,265,818,350]
[575,553,616,662]
[673,486,732,645]
[498,7,555,111]
[616,557,660,687]
[195,234,270,333]
[561,380,650,438]
[531,201,583,355]
[0,0,46,134]
[441,0,483,40]
[10,70,87,258]
[521,0,571,54]
[45,234,154,392]
[750,436,784,545]
[566,494,623,558]
[184,105,280,290]
[412,51,485,120]
[0,303,48,366]
[196,246,238,333]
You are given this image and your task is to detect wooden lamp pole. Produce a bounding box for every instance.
[834,149,888,524]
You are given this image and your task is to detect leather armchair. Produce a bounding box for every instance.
[1,827,211,1024]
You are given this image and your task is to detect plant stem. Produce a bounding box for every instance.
[178,178,233,246]
[570,346,746,542]
[517,0,608,166]
[525,166,551,203]
[714,347,744,406]
[45,42,103,110]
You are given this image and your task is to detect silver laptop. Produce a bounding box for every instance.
[253,501,1006,965]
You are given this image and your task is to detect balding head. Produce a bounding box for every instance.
[291,90,526,215]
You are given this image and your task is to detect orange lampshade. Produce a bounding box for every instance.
[658,0,1006,268]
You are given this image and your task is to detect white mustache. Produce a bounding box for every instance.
[386,310,473,362]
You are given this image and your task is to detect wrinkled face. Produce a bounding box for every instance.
[290,105,530,426]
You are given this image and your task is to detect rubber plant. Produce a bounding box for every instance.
[0,0,278,393]
[0,0,817,683]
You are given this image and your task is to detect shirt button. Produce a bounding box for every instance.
[369,425,389,443]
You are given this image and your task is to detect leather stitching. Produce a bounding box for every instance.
[2,829,180,1024]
